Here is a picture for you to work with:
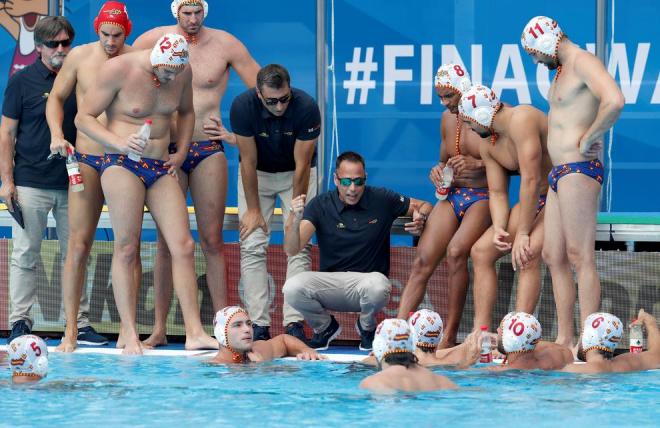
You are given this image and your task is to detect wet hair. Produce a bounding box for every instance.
[34,16,75,46]
[256,64,290,91]
[417,346,435,354]
[383,352,418,369]
[578,346,614,362]
[336,151,365,170]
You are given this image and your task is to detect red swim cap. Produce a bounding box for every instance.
[93,1,132,37]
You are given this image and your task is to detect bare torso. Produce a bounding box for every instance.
[442,110,488,188]
[486,105,552,194]
[70,42,132,155]
[134,26,244,141]
[104,51,189,159]
[547,54,600,165]
[362,365,457,392]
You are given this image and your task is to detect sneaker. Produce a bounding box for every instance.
[285,321,307,342]
[253,324,271,341]
[355,318,376,351]
[77,326,109,346]
[7,320,31,343]
[307,316,342,351]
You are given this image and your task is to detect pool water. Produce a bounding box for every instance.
[1,353,658,427]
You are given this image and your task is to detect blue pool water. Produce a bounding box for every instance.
[1,353,659,427]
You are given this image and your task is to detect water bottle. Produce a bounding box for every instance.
[479,325,492,363]
[629,320,643,353]
[66,146,84,192]
[128,119,152,162]
[435,165,454,200]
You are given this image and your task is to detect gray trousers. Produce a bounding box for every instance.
[238,167,317,326]
[9,186,90,329]
[282,271,392,332]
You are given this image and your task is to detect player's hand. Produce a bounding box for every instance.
[290,194,306,220]
[429,163,445,188]
[0,181,17,212]
[493,226,512,251]
[121,133,146,157]
[240,209,268,240]
[579,138,603,158]
[164,150,185,177]
[296,350,326,361]
[204,116,236,145]
[404,210,427,236]
[511,233,532,271]
[447,154,480,176]
[49,136,73,158]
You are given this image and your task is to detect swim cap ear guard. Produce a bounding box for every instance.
[213,306,249,348]
[150,34,189,69]
[408,309,444,349]
[500,312,542,354]
[581,312,623,356]
[521,16,563,59]
[8,335,49,378]
[93,1,132,37]
[434,63,472,94]
[171,0,209,19]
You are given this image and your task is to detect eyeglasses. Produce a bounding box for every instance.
[337,177,366,187]
[42,39,72,49]
[262,93,291,106]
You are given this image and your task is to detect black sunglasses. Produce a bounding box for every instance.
[263,93,291,106]
[337,177,366,187]
[42,38,72,49]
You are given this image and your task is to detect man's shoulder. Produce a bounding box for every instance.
[292,88,318,108]
[232,88,258,109]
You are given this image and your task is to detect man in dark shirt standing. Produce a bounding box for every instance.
[230,64,320,342]
[283,151,432,350]
[0,17,82,342]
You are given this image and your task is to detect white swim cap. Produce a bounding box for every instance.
[500,312,542,354]
[8,335,49,379]
[171,0,208,19]
[581,312,623,355]
[408,309,443,350]
[458,84,501,129]
[434,63,472,94]
[373,319,415,362]
[213,306,249,347]
[150,34,189,69]
[521,16,564,59]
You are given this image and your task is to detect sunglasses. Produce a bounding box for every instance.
[42,38,72,49]
[337,177,366,186]
[262,93,291,106]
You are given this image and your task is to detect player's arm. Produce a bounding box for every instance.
[480,143,509,231]
[429,112,451,188]
[575,52,625,155]
[173,67,195,153]
[46,47,81,156]
[74,61,124,151]
[263,334,324,360]
[226,32,260,88]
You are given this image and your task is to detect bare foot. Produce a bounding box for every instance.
[185,333,219,350]
[121,338,144,355]
[143,332,168,348]
[56,336,77,353]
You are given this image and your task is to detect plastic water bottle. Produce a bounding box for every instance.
[66,146,84,193]
[435,165,454,200]
[629,320,643,353]
[479,325,492,363]
[128,119,152,162]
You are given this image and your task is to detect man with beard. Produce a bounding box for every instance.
[46,1,134,352]
[459,85,553,336]
[133,0,260,347]
[521,17,624,349]
[0,16,77,343]
[208,306,324,364]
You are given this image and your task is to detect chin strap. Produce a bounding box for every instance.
[553,64,563,84]
[227,346,246,363]
[183,32,198,46]
[454,115,462,156]
[152,73,161,88]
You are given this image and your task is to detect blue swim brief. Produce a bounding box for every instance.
[548,159,604,193]
[168,140,224,175]
[537,194,547,215]
[101,154,168,188]
[447,187,489,221]
[75,152,104,174]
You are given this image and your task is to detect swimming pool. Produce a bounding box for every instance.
[2,352,659,427]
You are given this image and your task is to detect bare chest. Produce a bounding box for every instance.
[489,138,519,171]
[189,47,230,91]
[115,81,182,118]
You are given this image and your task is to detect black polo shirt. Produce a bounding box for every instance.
[303,186,410,276]
[2,59,77,190]
[230,87,320,173]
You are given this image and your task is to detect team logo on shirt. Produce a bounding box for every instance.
[399,195,404,202]
[307,124,321,133]
[42,92,49,99]
[336,222,345,229]
[258,132,269,137]
[284,131,293,136]
[368,218,378,224]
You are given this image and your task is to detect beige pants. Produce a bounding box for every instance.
[238,167,317,326]
[283,271,392,332]
[9,186,91,329]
